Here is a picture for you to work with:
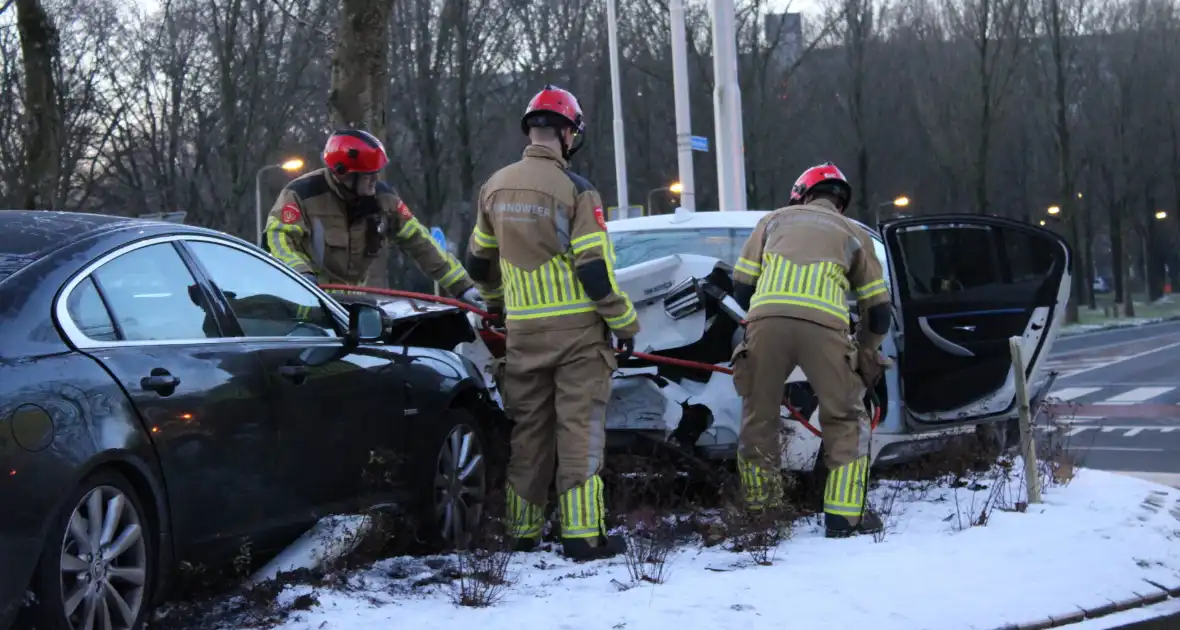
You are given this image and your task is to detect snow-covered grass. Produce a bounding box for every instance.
[154,456,1180,630]
[1062,295,1180,336]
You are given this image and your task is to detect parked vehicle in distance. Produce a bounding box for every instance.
[0,210,505,630]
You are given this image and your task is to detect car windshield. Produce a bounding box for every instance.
[610,226,891,291]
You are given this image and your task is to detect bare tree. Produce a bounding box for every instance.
[14,0,63,208]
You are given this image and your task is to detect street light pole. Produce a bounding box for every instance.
[255,159,305,245]
[670,0,695,212]
[606,0,629,212]
[711,0,745,211]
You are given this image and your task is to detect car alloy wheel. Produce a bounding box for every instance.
[433,423,487,549]
[58,485,148,630]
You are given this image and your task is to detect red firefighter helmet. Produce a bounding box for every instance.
[787,162,852,210]
[322,129,389,176]
[521,85,586,135]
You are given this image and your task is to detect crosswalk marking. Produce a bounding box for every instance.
[1066,425,1178,437]
[1050,387,1102,401]
[1100,387,1175,405]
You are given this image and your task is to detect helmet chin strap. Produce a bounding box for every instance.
[560,131,585,161]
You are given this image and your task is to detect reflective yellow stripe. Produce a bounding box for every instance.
[439,260,465,287]
[750,254,850,321]
[473,226,497,249]
[265,217,311,271]
[604,304,637,329]
[738,453,783,510]
[396,217,467,288]
[506,484,544,539]
[735,256,762,277]
[502,257,596,321]
[856,278,887,300]
[571,231,606,254]
[824,456,869,516]
[560,475,605,538]
[481,286,504,300]
[295,305,310,320]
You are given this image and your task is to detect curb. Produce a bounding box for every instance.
[1059,314,1180,338]
[989,579,1180,630]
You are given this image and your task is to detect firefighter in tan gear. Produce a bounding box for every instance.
[265,129,480,303]
[731,162,892,538]
[464,85,640,560]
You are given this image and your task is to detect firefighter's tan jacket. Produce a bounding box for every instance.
[733,198,889,336]
[264,168,473,294]
[465,145,640,338]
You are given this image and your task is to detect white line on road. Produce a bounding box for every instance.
[1066,425,1178,437]
[1100,386,1175,405]
[1054,339,1180,379]
[1069,446,1165,452]
[1049,387,1102,401]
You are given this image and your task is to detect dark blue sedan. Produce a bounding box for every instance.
[0,210,505,630]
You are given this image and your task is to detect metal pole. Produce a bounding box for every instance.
[255,164,275,246]
[711,0,746,211]
[606,0,629,211]
[670,0,696,212]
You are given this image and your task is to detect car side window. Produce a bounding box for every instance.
[66,277,119,342]
[185,241,340,338]
[896,226,1002,300]
[91,243,219,341]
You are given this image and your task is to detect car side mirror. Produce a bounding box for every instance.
[348,302,385,343]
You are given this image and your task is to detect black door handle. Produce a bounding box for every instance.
[277,364,310,383]
[141,368,180,395]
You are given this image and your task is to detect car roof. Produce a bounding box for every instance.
[607,209,878,237]
[0,209,233,282]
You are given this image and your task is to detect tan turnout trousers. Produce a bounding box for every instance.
[732,316,872,524]
[502,322,617,540]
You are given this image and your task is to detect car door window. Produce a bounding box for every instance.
[185,241,340,338]
[66,277,119,342]
[894,226,1002,301]
[91,243,219,341]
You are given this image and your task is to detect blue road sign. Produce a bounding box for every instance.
[690,135,709,152]
[429,226,447,251]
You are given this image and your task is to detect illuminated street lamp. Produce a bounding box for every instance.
[1039,220,1047,226]
[255,158,306,244]
[1047,205,1061,216]
[874,195,911,227]
[647,181,683,215]
[1156,210,1168,220]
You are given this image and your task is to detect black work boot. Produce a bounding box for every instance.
[561,534,626,562]
[825,509,884,539]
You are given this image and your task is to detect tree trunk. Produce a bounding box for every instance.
[329,0,395,287]
[15,0,63,210]
[1110,202,1125,308]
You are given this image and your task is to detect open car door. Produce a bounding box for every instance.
[880,215,1071,425]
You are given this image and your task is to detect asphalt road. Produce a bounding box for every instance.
[1043,320,1180,488]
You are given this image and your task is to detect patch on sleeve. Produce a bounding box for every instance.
[280,203,301,225]
[396,200,414,222]
[593,206,607,230]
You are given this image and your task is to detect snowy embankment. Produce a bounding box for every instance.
[169,460,1180,630]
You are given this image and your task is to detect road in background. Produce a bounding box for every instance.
[1044,321,1180,488]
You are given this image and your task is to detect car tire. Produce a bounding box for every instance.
[411,407,490,551]
[29,468,154,630]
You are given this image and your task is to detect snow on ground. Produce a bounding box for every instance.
[219,464,1180,630]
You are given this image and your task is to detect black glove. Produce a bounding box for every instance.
[615,337,635,363]
[484,305,505,329]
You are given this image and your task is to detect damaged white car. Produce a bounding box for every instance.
[361,209,1072,476]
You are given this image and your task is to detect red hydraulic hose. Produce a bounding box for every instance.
[318,284,880,436]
